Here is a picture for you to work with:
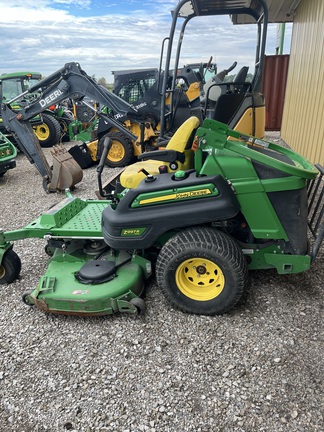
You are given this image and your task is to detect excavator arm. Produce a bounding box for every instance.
[0,62,140,192]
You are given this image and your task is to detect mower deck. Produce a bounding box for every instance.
[26,247,148,316]
[0,194,151,316]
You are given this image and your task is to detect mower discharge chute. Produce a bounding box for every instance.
[0,117,323,317]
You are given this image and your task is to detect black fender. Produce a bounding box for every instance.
[102,171,240,250]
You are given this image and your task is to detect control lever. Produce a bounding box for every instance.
[97,137,113,198]
[138,168,156,183]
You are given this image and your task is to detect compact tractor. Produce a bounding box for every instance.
[0,115,323,316]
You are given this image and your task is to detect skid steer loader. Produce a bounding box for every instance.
[75,63,209,169]
[0,116,323,317]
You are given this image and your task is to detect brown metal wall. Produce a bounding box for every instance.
[262,54,290,131]
[281,0,324,165]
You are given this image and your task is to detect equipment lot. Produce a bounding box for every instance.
[0,142,323,432]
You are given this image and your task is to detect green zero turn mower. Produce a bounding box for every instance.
[0,117,323,317]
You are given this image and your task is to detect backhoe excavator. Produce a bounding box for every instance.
[0,62,156,192]
[0,71,62,148]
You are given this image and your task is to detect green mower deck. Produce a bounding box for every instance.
[0,194,151,316]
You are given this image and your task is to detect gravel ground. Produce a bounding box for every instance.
[0,138,323,432]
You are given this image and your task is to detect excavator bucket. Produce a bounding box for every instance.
[49,144,83,192]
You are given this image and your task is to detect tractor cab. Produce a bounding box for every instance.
[0,72,44,134]
[159,0,268,139]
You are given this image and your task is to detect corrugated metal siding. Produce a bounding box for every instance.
[281,0,324,165]
[262,54,290,131]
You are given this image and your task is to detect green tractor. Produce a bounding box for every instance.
[0,71,71,147]
[0,117,323,317]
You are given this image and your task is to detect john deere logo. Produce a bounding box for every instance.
[175,189,211,199]
[139,188,212,205]
[121,228,146,237]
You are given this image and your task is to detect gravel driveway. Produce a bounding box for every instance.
[0,142,323,432]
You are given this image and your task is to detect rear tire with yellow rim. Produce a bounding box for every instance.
[156,227,248,315]
[33,113,61,148]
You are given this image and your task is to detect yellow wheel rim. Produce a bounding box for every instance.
[33,124,50,140]
[176,258,225,301]
[108,141,125,163]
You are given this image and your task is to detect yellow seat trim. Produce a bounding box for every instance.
[165,116,200,151]
[120,116,200,189]
[120,160,164,189]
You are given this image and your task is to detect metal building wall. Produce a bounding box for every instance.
[281,0,324,165]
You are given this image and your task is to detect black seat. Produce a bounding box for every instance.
[233,66,249,93]
[213,93,245,124]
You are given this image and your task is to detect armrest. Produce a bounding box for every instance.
[137,149,185,163]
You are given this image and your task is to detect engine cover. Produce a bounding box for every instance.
[102,171,240,250]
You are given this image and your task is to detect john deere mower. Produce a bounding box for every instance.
[0,116,323,317]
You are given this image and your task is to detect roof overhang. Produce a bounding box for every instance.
[176,0,302,24]
[233,0,302,24]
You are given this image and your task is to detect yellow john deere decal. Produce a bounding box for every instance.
[139,188,212,205]
[121,227,146,237]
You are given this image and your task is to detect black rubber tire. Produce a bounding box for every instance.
[33,113,61,148]
[76,105,94,123]
[58,111,75,142]
[22,290,34,306]
[0,249,22,284]
[98,132,134,168]
[130,297,146,316]
[155,227,248,315]
[44,244,55,257]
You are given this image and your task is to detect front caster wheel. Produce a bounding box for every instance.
[130,297,146,316]
[0,249,21,284]
[22,290,34,306]
[156,227,248,315]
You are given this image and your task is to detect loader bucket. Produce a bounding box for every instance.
[49,144,83,192]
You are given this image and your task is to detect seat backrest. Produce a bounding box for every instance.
[233,66,249,94]
[234,66,249,84]
[165,116,200,152]
[213,93,245,124]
